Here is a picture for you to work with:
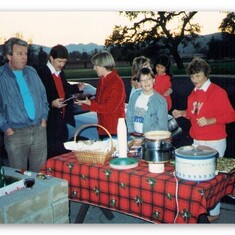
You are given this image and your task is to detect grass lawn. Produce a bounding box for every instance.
[64,60,235,81]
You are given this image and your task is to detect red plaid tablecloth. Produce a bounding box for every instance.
[40,152,235,224]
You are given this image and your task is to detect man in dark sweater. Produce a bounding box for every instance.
[37,44,84,158]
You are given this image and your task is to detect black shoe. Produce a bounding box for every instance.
[221,195,235,204]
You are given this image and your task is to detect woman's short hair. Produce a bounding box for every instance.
[91,51,115,70]
[187,57,211,77]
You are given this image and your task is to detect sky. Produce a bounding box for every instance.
[1,1,234,47]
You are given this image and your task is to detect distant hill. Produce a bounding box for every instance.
[32,43,104,54]
[0,33,223,56]
[65,43,104,53]
[178,32,223,54]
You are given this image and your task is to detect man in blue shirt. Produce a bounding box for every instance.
[0,37,49,172]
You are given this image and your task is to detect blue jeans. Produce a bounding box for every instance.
[4,124,47,172]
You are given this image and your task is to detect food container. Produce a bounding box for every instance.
[168,115,183,139]
[148,162,165,173]
[141,130,173,163]
[142,140,175,163]
[72,124,114,164]
[168,115,179,132]
[175,145,218,181]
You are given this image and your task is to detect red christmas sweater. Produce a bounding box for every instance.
[186,83,235,140]
[153,73,172,110]
[82,70,126,136]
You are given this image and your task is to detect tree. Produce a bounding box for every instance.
[27,44,38,68]
[105,11,200,69]
[37,47,48,69]
[219,12,235,34]
[208,33,235,60]
[80,50,90,68]
[216,12,235,59]
[69,51,81,63]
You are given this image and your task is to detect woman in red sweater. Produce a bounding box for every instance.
[75,51,126,139]
[172,57,235,222]
[153,54,173,111]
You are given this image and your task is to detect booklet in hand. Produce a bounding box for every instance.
[62,93,93,103]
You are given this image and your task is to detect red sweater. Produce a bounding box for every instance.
[82,70,126,135]
[153,73,172,110]
[186,83,235,140]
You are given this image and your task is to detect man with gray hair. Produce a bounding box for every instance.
[0,37,49,172]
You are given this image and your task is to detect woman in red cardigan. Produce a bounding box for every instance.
[75,51,126,139]
[172,57,235,222]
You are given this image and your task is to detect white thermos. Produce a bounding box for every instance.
[117,118,127,158]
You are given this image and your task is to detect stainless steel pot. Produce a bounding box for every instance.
[168,115,179,132]
[142,140,175,163]
[168,115,182,139]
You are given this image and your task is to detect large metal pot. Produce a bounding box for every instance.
[142,139,175,163]
[168,115,182,139]
[168,115,179,132]
[175,145,218,181]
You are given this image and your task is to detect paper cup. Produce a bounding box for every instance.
[149,163,164,173]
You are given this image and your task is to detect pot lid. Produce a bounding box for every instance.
[175,145,218,158]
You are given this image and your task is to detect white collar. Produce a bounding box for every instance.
[195,79,211,92]
[46,61,61,76]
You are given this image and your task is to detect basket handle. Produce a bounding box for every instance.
[73,124,114,151]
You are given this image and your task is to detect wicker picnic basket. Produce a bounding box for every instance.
[73,124,114,164]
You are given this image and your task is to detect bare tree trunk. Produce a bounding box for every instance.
[173,51,185,69]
